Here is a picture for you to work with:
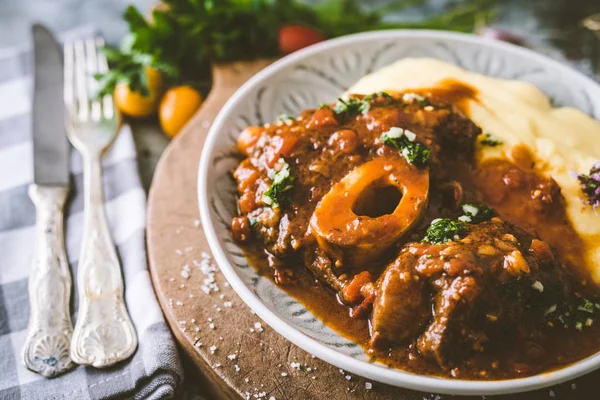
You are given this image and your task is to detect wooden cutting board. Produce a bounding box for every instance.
[146,60,600,400]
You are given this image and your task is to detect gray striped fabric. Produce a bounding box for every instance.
[0,32,183,399]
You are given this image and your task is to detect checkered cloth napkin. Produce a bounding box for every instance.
[0,30,183,399]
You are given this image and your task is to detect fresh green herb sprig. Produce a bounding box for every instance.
[262,161,295,208]
[380,127,431,168]
[422,218,467,244]
[96,0,500,97]
[94,6,186,98]
[458,203,496,223]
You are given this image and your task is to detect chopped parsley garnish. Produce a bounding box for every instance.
[363,91,395,104]
[577,162,600,209]
[402,142,431,168]
[458,204,496,223]
[545,296,600,330]
[277,114,295,122]
[333,92,396,118]
[422,218,467,244]
[332,97,367,118]
[380,127,430,168]
[262,161,295,208]
[361,92,395,113]
[402,92,430,106]
[480,133,503,147]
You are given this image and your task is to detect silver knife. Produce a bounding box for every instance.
[22,24,75,378]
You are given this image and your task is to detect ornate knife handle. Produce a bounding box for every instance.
[23,185,75,378]
[70,154,137,367]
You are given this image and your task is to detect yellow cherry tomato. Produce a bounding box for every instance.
[159,86,203,138]
[113,67,163,118]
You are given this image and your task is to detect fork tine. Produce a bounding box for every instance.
[94,37,115,120]
[84,37,101,122]
[73,40,89,121]
[64,42,74,114]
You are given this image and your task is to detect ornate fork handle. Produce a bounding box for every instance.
[23,185,75,378]
[70,153,137,367]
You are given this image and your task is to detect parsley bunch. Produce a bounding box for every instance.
[96,0,500,96]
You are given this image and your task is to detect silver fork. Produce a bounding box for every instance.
[64,37,137,367]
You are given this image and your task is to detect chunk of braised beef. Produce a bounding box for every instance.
[370,218,568,369]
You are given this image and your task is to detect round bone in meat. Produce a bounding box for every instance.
[310,157,429,266]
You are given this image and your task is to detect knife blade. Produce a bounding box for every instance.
[32,24,69,186]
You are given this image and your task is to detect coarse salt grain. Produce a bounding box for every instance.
[235,364,240,372]
[209,323,215,329]
[345,375,351,380]
[281,372,288,377]
[290,362,301,370]
[228,354,237,360]
[254,322,263,332]
[224,301,233,308]
[181,270,190,279]
[209,345,217,354]
[194,219,201,227]
[195,252,220,294]
[365,382,372,390]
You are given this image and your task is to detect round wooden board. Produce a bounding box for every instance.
[146,60,600,400]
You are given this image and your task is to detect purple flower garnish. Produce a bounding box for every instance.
[577,163,600,209]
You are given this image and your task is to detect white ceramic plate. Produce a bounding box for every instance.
[198,30,600,395]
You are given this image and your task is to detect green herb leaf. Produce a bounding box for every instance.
[402,142,431,168]
[480,133,503,147]
[332,97,367,118]
[277,114,295,122]
[423,218,467,244]
[459,203,496,223]
[380,127,430,168]
[361,92,395,114]
[262,161,295,208]
[545,295,600,330]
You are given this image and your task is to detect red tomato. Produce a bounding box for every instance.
[278,25,326,55]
